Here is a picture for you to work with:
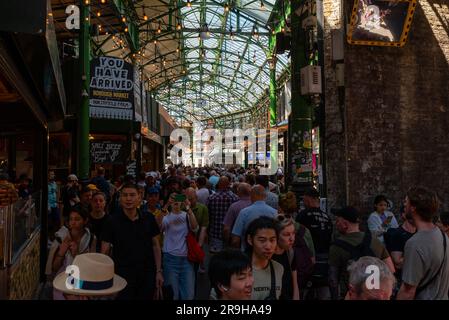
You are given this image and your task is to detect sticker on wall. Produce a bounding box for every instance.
[347,0,417,47]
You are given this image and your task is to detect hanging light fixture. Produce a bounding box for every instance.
[229,26,234,40]
[252,26,259,39]
[122,16,126,23]
[224,3,229,12]
[153,39,157,44]
[187,0,191,8]
[200,23,210,40]
[101,0,106,3]
[157,21,162,34]
[125,27,128,32]
[177,22,182,30]
[143,8,148,21]
[176,46,180,53]
[260,0,265,10]
[97,11,101,17]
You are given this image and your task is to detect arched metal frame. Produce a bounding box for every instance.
[93,0,288,124]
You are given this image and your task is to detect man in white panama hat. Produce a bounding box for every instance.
[53,253,127,300]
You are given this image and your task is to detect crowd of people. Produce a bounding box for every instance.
[45,165,449,300]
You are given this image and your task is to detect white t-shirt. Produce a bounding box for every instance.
[367,210,398,243]
[161,211,188,256]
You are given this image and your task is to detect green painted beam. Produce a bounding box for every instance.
[268,32,276,127]
[210,5,229,82]
[156,82,253,110]
[147,61,266,92]
[228,38,252,87]
[141,47,271,77]
[155,77,254,109]
[93,34,113,55]
[149,70,266,102]
[112,0,140,51]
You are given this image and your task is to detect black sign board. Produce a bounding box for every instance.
[126,161,137,177]
[90,140,125,164]
[89,56,134,120]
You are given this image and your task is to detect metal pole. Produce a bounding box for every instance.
[288,0,313,193]
[316,0,327,198]
[268,34,277,127]
[78,0,91,180]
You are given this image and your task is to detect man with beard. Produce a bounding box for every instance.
[397,187,449,300]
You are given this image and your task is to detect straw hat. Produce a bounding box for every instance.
[53,253,127,296]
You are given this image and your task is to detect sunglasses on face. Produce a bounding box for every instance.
[276,214,293,222]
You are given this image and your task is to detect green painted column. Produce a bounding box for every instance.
[287,0,313,190]
[78,0,91,180]
[268,34,277,127]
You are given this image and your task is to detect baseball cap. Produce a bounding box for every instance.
[67,174,78,181]
[304,187,320,198]
[335,206,360,223]
[146,186,159,195]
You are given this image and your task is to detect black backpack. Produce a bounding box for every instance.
[293,225,315,289]
[332,232,376,266]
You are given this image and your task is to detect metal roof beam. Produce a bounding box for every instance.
[155,77,253,109]
[141,48,270,77]
[148,63,266,95]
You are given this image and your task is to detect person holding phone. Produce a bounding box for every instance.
[368,195,399,244]
[160,193,199,300]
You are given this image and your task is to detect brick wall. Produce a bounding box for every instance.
[324,0,449,214]
[323,0,347,211]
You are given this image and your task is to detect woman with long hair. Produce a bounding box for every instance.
[272,214,300,300]
[46,206,96,300]
[159,193,199,300]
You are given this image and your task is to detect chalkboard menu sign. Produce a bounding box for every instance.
[90,140,125,164]
[126,160,137,177]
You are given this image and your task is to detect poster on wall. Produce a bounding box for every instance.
[90,140,125,164]
[89,56,134,120]
[347,0,417,47]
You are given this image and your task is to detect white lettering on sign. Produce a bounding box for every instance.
[65,5,80,30]
[90,57,133,91]
[91,142,123,163]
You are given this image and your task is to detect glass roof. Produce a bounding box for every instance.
[96,0,290,125]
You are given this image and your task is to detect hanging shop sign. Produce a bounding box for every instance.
[89,56,134,120]
[90,140,126,164]
[347,0,417,47]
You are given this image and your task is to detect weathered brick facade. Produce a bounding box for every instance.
[324,0,449,214]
